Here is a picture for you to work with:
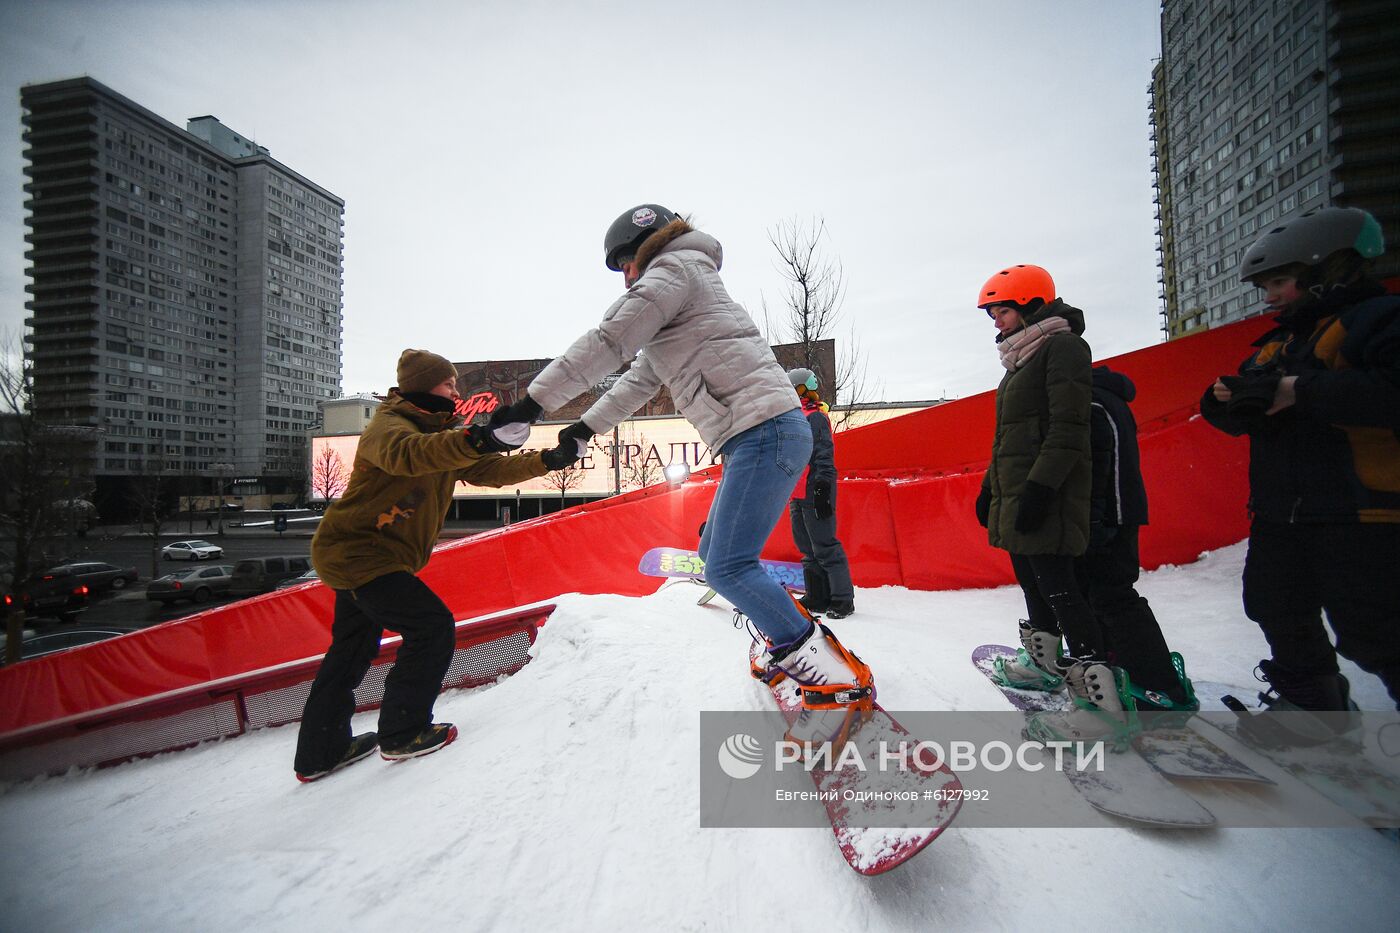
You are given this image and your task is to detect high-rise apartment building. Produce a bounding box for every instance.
[1151,0,1398,340]
[21,77,343,507]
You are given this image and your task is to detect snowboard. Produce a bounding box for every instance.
[971,645,1270,785]
[638,547,805,592]
[972,644,1217,826]
[1204,693,1400,830]
[751,641,963,875]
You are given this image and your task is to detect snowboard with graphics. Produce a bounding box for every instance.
[638,547,805,593]
[750,641,963,875]
[972,644,1221,827]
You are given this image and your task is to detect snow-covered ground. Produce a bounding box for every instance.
[2,542,1397,932]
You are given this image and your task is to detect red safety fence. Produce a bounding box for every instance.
[0,315,1276,770]
[0,605,551,781]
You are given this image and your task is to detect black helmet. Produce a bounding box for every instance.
[1238,206,1385,283]
[604,204,678,271]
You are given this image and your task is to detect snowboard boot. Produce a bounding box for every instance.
[1250,659,1361,746]
[769,621,875,749]
[1027,657,1140,751]
[380,722,459,761]
[799,566,830,615]
[296,732,379,783]
[992,621,1067,692]
[1130,652,1200,728]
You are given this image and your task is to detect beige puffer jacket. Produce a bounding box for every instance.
[528,219,797,452]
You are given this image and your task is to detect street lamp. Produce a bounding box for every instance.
[209,462,235,536]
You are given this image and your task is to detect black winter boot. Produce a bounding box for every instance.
[800,566,830,614]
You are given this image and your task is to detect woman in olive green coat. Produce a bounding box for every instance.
[974,265,1102,695]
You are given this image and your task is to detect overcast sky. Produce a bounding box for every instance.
[1,0,1166,402]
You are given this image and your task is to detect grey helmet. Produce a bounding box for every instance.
[604,204,679,271]
[788,368,818,391]
[1238,206,1385,283]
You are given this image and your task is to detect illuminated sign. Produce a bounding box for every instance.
[455,391,499,422]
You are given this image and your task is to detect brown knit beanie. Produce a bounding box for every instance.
[396,349,458,394]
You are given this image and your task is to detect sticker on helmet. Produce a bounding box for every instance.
[632,208,657,228]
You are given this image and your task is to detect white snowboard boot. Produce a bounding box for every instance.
[1027,657,1140,750]
[992,620,1067,691]
[770,622,875,748]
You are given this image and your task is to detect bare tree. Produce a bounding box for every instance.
[311,445,350,501]
[127,454,180,580]
[616,430,665,491]
[765,216,880,428]
[1,333,90,662]
[543,463,586,509]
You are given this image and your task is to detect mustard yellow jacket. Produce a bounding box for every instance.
[312,394,550,590]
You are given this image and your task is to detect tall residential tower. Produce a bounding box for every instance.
[21,77,344,507]
[1151,0,1398,339]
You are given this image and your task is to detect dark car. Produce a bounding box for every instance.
[146,564,236,605]
[274,567,320,590]
[230,555,312,597]
[4,623,141,664]
[2,568,90,622]
[47,561,139,594]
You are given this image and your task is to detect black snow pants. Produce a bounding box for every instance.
[1010,552,1104,660]
[1243,518,1400,709]
[294,571,457,773]
[789,499,854,611]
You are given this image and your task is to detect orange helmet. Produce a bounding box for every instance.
[977,265,1056,309]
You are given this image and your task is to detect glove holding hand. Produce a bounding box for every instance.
[1014,480,1055,534]
[541,421,594,470]
[473,394,543,453]
[975,487,991,528]
[811,480,834,520]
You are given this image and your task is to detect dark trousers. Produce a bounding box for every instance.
[1074,525,1179,692]
[1243,518,1400,708]
[788,500,854,609]
[1009,552,1104,660]
[294,571,457,772]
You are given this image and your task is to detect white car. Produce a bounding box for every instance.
[161,540,224,561]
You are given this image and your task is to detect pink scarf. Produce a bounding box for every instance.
[997,316,1072,371]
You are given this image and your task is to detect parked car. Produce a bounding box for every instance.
[2,568,90,622]
[45,561,139,593]
[4,623,141,664]
[161,540,224,561]
[230,555,313,597]
[270,502,293,510]
[146,564,236,605]
[274,567,320,590]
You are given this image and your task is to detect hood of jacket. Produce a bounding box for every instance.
[635,218,723,274]
[1022,297,1086,336]
[1092,365,1136,403]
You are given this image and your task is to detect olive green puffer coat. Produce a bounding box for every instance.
[981,299,1093,556]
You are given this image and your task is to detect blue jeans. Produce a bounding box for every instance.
[699,409,813,646]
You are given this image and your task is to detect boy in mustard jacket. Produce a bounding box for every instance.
[294,349,582,782]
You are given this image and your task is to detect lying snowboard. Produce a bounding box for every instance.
[752,641,963,875]
[638,547,805,600]
[972,644,1218,827]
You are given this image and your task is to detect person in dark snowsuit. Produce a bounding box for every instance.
[1076,365,1195,710]
[1200,205,1400,717]
[786,368,855,619]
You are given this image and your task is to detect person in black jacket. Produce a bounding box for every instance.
[1201,205,1400,717]
[786,368,855,618]
[1077,365,1196,711]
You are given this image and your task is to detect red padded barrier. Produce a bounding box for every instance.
[0,316,1277,740]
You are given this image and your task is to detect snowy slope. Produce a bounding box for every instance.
[2,542,1397,932]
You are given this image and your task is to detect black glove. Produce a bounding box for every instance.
[473,394,543,453]
[1014,480,1055,534]
[540,421,594,469]
[811,481,833,520]
[975,487,991,528]
[1220,373,1282,421]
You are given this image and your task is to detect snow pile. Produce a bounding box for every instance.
[2,543,1397,931]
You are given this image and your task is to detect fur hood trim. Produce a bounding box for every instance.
[635,217,694,273]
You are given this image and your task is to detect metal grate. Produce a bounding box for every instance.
[0,700,242,782]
